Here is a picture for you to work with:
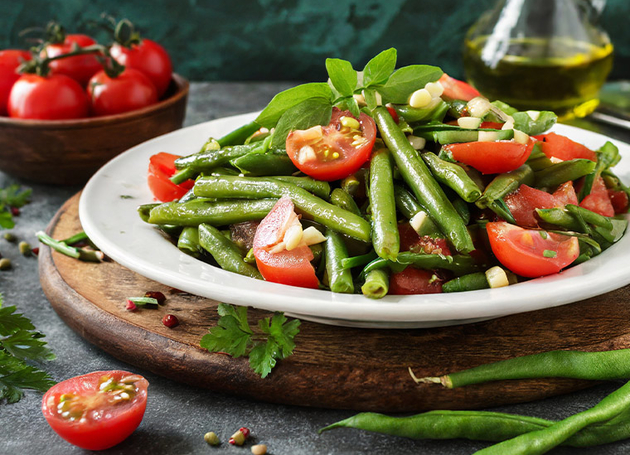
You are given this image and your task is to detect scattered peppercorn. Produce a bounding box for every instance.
[144,291,166,305]
[10,207,19,216]
[229,430,246,446]
[18,241,32,256]
[3,232,16,242]
[0,258,11,270]
[162,314,179,328]
[239,427,251,439]
[31,247,39,256]
[204,431,220,446]
[125,300,137,311]
[251,444,267,455]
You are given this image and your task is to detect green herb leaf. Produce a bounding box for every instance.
[362,48,397,87]
[335,96,361,118]
[0,185,32,208]
[271,97,333,148]
[363,88,378,111]
[0,209,14,229]
[579,141,620,200]
[255,83,333,129]
[377,65,443,104]
[512,111,557,136]
[0,306,36,335]
[262,313,300,359]
[326,58,357,97]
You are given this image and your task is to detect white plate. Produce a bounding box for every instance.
[79,113,630,328]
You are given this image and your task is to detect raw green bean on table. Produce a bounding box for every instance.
[198,223,262,279]
[373,106,474,253]
[361,268,389,299]
[534,159,596,189]
[330,188,362,217]
[369,147,400,261]
[422,152,482,203]
[476,164,534,209]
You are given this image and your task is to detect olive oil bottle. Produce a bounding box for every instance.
[463,0,613,120]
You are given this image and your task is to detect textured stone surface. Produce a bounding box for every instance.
[1,82,630,454]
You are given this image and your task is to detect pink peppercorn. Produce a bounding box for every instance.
[162,314,179,328]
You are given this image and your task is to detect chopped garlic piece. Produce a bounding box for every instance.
[425,81,444,98]
[486,266,510,288]
[478,131,499,142]
[353,93,366,106]
[501,117,515,130]
[298,145,317,165]
[467,97,492,118]
[409,211,429,233]
[284,224,303,251]
[457,117,482,129]
[513,129,530,144]
[409,89,432,108]
[408,135,426,150]
[301,226,326,245]
[526,110,541,121]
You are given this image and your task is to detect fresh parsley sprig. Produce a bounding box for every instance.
[0,185,32,229]
[200,303,300,378]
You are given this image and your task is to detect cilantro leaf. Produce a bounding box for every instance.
[0,306,36,335]
[0,351,55,403]
[362,48,397,87]
[326,58,358,97]
[0,209,14,229]
[1,330,56,362]
[259,313,300,359]
[249,340,278,378]
[200,314,252,358]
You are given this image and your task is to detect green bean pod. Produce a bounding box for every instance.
[217,120,262,147]
[361,268,389,299]
[526,142,554,171]
[393,185,441,237]
[535,208,584,232]
[534,159,596,189]
[369,147,400,261]
[392,100,449,123]
[138,203,160,223]
[363,252,479,276]
[422,152,482,203]
[174,144,258,171]
[271,176,331,200]
[193,175,371,242]
[374,106,474,253]
[230,149,297,176]
[148,198,278,226]
[443,272,489,293]
[476,165,534,209]
[177,226,203,257]
[324,229,354,294]
[198,223,262,279]
[565,204,613,230]
[330,188,362,217]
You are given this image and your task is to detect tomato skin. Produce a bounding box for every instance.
[486,221,580,278]
[111,39,173,98]
[534,132,597,162]
[44,34,103,86]
[0,50,31,115]
[253,197,319,289]
[88,68,158,116]
[445,139,534,174]
[42,371,148,451]
[286,109,377,181]
[438,73,480,101]
[580,176,614,217]
[148,152,194,202]
[505,181,578,228]
[398,223,451,255]
[609,189,629,214]
[8,73,89,120]
[390,267,443,295]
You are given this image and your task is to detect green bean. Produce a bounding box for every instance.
[177,226,203,257]
[148,198,278,226]
[534,159,596,189]
[193,175,371,242]
[536,208,584,232]
[138,203,160,223]
[451,195,471,225]
[369,147,400,261]
[526,142,554,171]
[361,268,389,299]
[170,166,198,185]
[217,120,262,147]
[374,106,474,253]
[363,252,479,276]
[422,152,482,203]
[61,231,90,245]
[476,165,534,209]
[330,188,362,217]
[487,199,516,225]
[271,176,331,200]
[230,149,297,176]
[579,141,620,199]
[393,100,449,123]
[324,229,354,293]
[198,224,262,279]
[341,250,378,270]
[341,173,362,195]
[565,204,613,230]
[174,143,258,171]
[393,185,441,237]
[443,272,489,293]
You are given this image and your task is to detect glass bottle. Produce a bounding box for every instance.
[463,0,613,119]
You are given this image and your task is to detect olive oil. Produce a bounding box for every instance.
[463,36,613,119]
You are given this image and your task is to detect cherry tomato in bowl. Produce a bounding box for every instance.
[43,34,103,87]
[88,68,158,116]
[0,49,32,115]
[41,370,149,450]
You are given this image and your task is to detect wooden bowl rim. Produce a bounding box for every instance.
[0,73,189,130]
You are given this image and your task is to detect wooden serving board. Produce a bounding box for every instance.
[40,193,630,412]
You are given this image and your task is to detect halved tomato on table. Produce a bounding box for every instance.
[41,371,149,450]
[486,221,579,278]
[443,139,534,174]
[147,152,194,202]
[286,108,376,181]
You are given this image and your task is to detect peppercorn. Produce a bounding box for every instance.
[229,430,246,446]
[144,291,166,305]
[3,232,16,242]
[204,431,220,446]
[18,241,31,256]
[239,427,251,439]
[162,314,179,328]
[10,207,19,217]
[0,258,11,270]
[251,444,267,455]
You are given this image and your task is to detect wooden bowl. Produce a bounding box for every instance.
[0,74,189,185]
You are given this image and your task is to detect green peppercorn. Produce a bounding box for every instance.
[3,232,16,242]
[0,258,11,270]
[18,241,32,256]
[204,431,220,446]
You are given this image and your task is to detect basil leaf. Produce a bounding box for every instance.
[335,95,361,118]
[363,48,397,87]
[363,88,378,111]
[377,65,443,104]
[326,58,357,97]
[256,83,333,129]
[271,97,333,148]
[512,111,557,136]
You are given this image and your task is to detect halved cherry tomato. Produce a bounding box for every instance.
[253,196,319,289]
[43,34,103,87]
[534,132,597,162]
[486,221,579,278]
[286,108,377,181]
[8,73,89,120]
[505,181,578,227]
[438,73,480,101]
[580,176,614,217]
[609,189,629,214]
[444,139,534,174]
[148,152,194,202]
[390,267,444,295]
[0,49,31,115]
[41,371,148,450]
[88,68,158,116]
[398,223,451,255]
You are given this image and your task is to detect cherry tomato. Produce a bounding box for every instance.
[43,34,103,87]
[88,68,158,116]
[111,39,173,98]
[505,182,577,227]
[8,73,89,120]
[41,370,148,450]
[444,139,534,174]
[148,152,194,202]
[253,196,319,289]
[286,108,377,181]
[390,267,444,295]
[0,49,31,115]
[398,223,451,255]
[438,73,480,101]
[609,189,629,214]
[486,221,579,278]
[580,176,614,217]
[533,132,597,162]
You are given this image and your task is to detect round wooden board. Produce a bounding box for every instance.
[40,193,630,412]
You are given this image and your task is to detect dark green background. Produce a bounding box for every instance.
[1,0,628,82]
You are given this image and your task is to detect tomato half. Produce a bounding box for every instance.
[286,108,377,181]
[8,73,89,120]
[88,68,158,116]
[148,152,194,202]
[580,176,614,217]
[438,73,480,102]
[42,371,148,450]
[486,221,579,278]
[609,189,629,214]
[398,223,451,255]
[390,267,444,295]
[111,39,173,98]
[505,182,578,228]
[533,132,597,162]
[0,49,31,115]
[253,196,319,288]
[44,34,103,87]
[444,139,534,174]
